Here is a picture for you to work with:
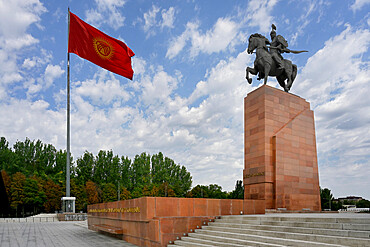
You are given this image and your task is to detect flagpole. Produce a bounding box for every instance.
[66,8,71,198]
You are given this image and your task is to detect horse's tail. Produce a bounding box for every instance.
[292,64,297,83]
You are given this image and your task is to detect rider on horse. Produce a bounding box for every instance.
[269,24,289,73]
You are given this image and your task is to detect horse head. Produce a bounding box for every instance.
[247,33,268,54]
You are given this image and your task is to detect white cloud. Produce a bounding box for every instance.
[74,70,130,105]
[290,0,329,45]
[166,22,197,59]
[351,0,370,12]
[85,0,126,30]
[292,25,370,198]
[140,68,179,106]
[2,34,39,50]
[161,7,175,29]
[166,18,240,59]
[22,49,53,70]
[246,0,278,33]
[44,64,64,88]
[294,25,370,106]
[0,0,46,85]
[24,64,64,95]
[0,98,65,150]
[0,0,46,38]
[143,5,160,33]
[190,18,239,57]
[140,5,176,37]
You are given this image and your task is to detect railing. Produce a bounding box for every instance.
[339,208,370,213]
[63,214,87,221]
[0,217,59,223]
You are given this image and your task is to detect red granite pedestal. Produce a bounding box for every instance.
[243,85,321,211]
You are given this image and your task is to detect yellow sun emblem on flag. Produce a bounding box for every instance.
[93,37,114,60]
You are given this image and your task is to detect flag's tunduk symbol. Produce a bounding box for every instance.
[93,37,114,60]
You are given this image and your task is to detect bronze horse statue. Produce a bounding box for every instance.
[246,33,297,92]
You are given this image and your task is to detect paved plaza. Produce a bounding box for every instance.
[0,221,137,247]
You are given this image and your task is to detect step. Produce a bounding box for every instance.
[174,237,246,247]
[185,233,292,247]
[211,222,370,238]
[218,218,370,231]
[190,231,345,247]
[201,226,370,246]
[221,215,370,225]
[172,239,217,247]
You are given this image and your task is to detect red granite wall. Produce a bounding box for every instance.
[244,85,321,211]
[88,197,264,247]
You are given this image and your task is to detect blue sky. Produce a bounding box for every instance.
[0,0,369,199]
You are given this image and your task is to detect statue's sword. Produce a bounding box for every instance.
[268,46,308,54]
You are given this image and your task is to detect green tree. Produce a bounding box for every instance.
[187,185,209,198]
[94,150,120,186]
[151,152,192,197]
[102,183,117,202]
[331,200,342,211]
[131,153,151,190]
[13,138,45,176]
[356,199,370,208]
[0,137,18,174]
[131,187,143,199]
[38,144,57,176]
[320,187,334,210]
[120,156,132,190]
[71,178,87,212]
[230,180,244,199]
[207,184,228,199]
[23,176,46,214]
[76,151,94,185]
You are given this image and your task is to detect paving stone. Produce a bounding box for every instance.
[0,221,137,247]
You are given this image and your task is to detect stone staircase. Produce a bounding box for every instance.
[171,214,370,247]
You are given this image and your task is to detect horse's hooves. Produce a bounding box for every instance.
[247,78,252,84]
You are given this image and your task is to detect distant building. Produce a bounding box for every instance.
[337,196,363,204]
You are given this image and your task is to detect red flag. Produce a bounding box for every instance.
[68,11,135,80]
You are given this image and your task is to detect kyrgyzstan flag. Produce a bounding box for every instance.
[68,11,135,80]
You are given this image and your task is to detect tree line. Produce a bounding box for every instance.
[320,187,370,211]
[0,137,243,217]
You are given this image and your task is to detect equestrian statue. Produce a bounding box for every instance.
[246,24,307,92]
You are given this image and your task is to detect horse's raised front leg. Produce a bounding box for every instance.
[246,67,257,84]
